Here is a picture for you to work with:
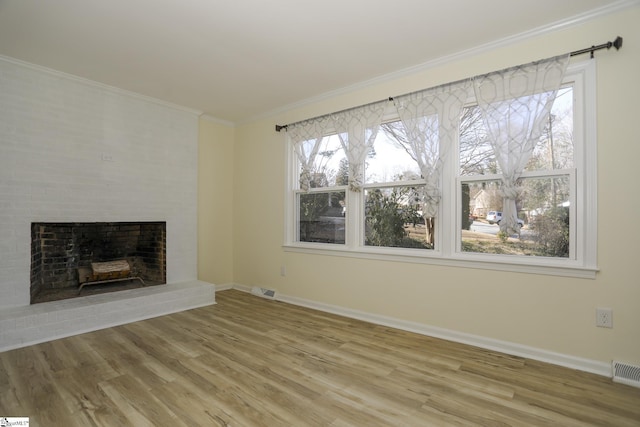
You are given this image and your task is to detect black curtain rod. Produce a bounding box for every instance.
[570,35,623,58]
[275,36,623,132]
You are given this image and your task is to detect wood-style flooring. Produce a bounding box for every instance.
[1,289,639,426]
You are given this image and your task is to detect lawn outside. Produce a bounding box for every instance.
[405,221,548,256]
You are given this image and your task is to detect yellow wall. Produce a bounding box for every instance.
[201,7,640,367]
[197,117,235,285]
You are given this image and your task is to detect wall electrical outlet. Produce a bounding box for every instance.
[596,308,613,328]
[280,265,286,277]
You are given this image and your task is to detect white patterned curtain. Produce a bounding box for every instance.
[331,103,387,191]
[473,55,570,234]
[393,82,470,218]
[288,116,332,191]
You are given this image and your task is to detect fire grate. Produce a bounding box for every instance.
[77,259,146,293]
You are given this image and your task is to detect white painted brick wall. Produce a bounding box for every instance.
[0,56,200,309]
[0,56,213,349]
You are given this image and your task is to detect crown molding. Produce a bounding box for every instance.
[199,113,236,127]
[242,0,638,126]
[0,54,203,117]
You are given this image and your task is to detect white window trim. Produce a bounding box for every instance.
[283,60,598,279]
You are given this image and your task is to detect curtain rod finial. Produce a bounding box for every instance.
[613,36,623,50]
[275,124,287,132]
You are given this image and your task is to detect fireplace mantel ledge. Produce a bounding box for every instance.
[0,280,216,352]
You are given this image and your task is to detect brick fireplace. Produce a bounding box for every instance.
[0,55,215,352]
[30,222,167,304]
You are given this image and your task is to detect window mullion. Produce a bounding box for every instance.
[345,190,364,249]
[441,124,458,257]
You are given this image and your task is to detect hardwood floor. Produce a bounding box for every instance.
[1,289,639,426]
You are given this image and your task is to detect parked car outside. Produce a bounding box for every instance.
[486,211,500,224]
[486,211,524,227]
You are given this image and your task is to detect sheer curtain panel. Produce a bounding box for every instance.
[473,55,570,235]
[393,82,469,219]
[331,103,387,192]
[289,116,332,191]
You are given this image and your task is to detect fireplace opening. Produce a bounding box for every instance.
[30,222,166,304]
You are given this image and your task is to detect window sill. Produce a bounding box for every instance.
[282,243,598,279]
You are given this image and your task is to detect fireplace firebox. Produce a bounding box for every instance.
[30,222,166,304]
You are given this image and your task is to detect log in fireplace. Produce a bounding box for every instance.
[30,222,166,304]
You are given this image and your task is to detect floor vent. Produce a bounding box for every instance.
[251,287,277,299]
[612,361,640,388]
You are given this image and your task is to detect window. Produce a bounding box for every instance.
[293,134,347,244]
[364,121,430,249]
[460,86,575,258]
[285,59,597,278]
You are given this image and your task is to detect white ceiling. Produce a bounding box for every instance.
[0,0,631,124]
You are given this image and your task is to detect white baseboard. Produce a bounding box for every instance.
[215,283,235,292]
[225,284,611,378]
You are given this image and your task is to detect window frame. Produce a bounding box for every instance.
[283,60,598,278]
